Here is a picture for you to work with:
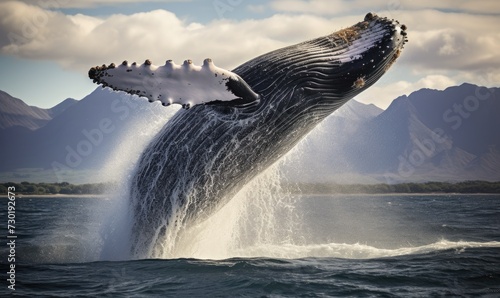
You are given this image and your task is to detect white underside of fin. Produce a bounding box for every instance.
[91,59,257,108]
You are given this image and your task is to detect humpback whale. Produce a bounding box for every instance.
[89,13,408,258]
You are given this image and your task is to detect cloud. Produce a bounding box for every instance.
[268,0,500,15]
[15,0,189,9]
[270,0,353,15]
[268,0,405,16]
[403,28,500,71]
[395,0,500,15]
[391,9,500,95]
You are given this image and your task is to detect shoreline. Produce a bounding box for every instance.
[4,181,499,197]
[3,192,499,198]
[6,194,108,198]
[294,192,500,196]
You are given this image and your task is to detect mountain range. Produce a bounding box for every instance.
[0,90,77,131]
[0,83,498,183]
[285,83,499,183]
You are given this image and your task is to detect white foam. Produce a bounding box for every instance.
[229,240,500,260]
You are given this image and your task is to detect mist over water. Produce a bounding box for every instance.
[162,165,301,259]
[96,105,178,261]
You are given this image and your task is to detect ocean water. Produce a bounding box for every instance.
[1,193,500,297]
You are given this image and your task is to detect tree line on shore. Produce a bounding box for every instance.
[1,180,500,195]
[1,182,112,195]
[288,181,500,194]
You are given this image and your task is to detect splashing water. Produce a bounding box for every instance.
[97,104,178,260]
[95,105,304,260]
[99,153,303,260]
[158,164,302,259]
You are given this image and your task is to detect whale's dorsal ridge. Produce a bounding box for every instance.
[88,59,259,109]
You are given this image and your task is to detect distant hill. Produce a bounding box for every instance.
[0,90,52,130]
[0,83,498,183]
[0,90,77,130]
[48,98,79,118]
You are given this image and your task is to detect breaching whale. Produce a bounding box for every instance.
[89,13,408,258]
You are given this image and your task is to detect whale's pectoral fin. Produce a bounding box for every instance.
[88,59,260,108]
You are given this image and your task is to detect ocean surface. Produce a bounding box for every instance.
[1,193,500,297]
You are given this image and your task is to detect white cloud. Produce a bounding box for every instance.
[401,26,500,71]
[270,0,354,15]
[15,0,189,9]
[268,0,500,15]
[391,9,500,96]
[396,0,500,15]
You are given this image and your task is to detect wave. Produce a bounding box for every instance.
[228,240,500,260]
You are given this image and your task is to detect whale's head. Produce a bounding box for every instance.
[233,12,408,115]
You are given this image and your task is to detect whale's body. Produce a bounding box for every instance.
[90,13,407,258]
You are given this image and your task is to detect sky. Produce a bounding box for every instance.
[0,0,499,109]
